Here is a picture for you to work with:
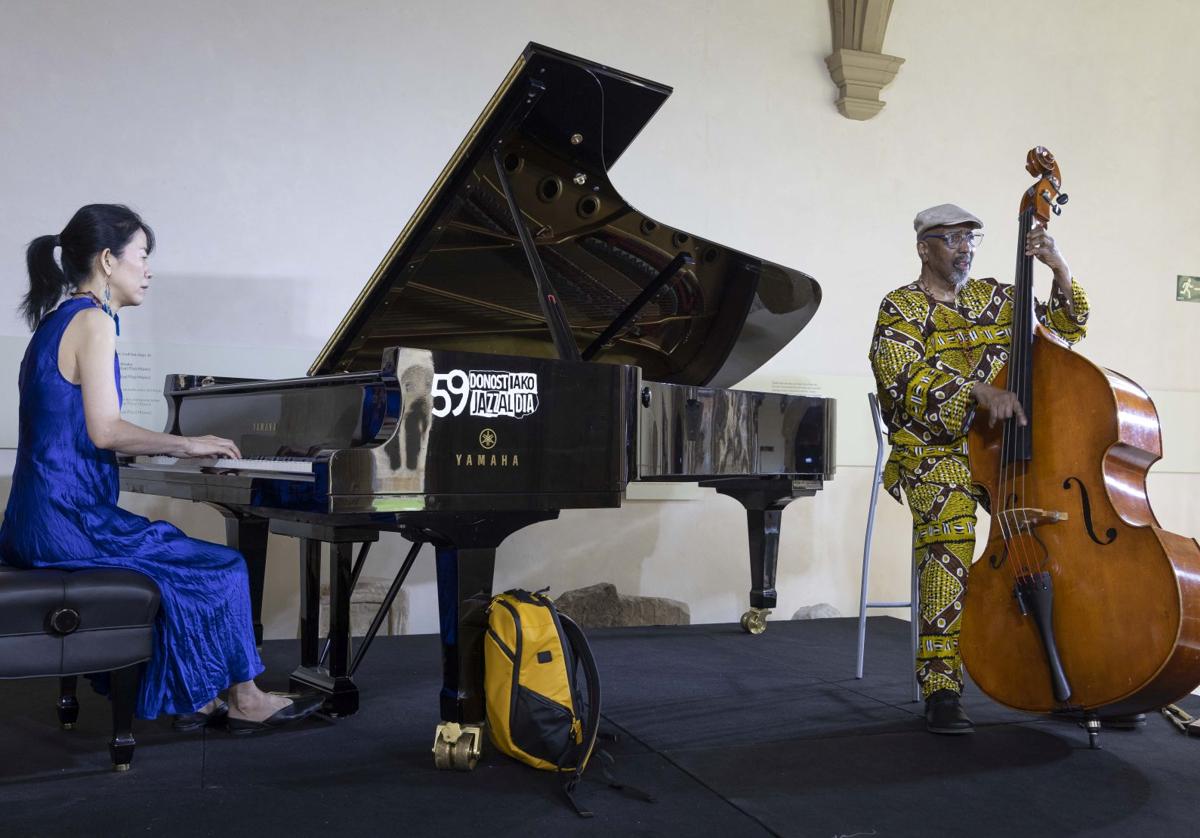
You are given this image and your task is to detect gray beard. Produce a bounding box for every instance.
[949,269,969,288]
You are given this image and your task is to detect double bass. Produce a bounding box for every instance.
[960,147,1200,745]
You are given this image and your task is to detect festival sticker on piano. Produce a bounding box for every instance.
[432,369,540,419]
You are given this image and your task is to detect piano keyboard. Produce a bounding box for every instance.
[133,455,315,475]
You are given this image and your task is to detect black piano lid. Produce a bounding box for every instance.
[309,43,821,389]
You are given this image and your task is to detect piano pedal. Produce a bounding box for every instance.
[432,722,483,771]
[740,607,771,635]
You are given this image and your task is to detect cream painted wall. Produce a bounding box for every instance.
[1,1,1197,641]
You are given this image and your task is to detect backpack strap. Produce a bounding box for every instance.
[559,619,656,807]
[558,614,601,770]
[593,748,657,803]
[558,614,602,817]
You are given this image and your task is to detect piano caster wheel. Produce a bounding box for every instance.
[740,608,770,635]
[432,722,482,771]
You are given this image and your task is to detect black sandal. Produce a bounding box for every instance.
[225,692,325,735]
[173,699,229,732]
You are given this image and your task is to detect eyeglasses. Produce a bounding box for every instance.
[921,231,984,248]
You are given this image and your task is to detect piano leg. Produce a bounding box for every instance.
[219,511,269,645]
[299,539,321,668]
[434,545,495,728]
[707,478,815,635]
[411,511,557,771]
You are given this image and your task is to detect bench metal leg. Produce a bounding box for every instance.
[109,664,140,771]
[57,675,80,728]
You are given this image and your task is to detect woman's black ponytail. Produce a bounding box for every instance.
[21,234,68,330]
[19,204,154,330]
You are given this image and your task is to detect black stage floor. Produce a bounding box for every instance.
[2,616,1198,837]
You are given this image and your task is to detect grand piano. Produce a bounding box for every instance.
[120,43,835,769]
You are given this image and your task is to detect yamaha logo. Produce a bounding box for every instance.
[455,428,517,468]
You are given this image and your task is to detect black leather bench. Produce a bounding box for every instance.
[0,566,160,770]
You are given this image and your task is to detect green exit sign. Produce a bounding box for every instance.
[1178,276,1200,302]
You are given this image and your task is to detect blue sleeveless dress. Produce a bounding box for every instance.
[0,296,263,718]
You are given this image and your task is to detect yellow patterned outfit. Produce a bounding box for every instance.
[869,276,1089,698]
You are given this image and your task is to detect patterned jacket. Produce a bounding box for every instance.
[869,277,1089,502]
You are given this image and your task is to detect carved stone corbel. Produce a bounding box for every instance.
[825,0,905,120]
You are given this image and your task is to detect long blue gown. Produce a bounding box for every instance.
[0,296,263,718]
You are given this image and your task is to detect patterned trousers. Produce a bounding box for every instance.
[902,458,979,699]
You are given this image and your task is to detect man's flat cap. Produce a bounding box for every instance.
[913,204,983,237]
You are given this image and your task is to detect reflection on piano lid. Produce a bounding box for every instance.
[310,42,820,390]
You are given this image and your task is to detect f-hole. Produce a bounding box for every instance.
[988,543,1008,569]
[1062,477,1118,546]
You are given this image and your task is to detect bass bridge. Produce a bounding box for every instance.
[997,507,1068,533]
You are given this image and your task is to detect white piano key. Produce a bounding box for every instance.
[133,455,315,475]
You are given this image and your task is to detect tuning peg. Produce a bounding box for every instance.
[1051,205,1062,216]
[1056,193,1069,205]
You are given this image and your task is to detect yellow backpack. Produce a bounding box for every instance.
[485,589,600,814]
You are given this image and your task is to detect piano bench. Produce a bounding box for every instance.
[0,566,160,770]
[316,577,408,637]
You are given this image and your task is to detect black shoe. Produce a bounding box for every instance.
[925,689,974,735]
[1101,713,1146,730]
[173,700,229,732]
[226,693,325,735]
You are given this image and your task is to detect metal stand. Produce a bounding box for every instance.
[348,539,423,677]
[492,146,580,363]
[1085,714,1102,749]
[581,251,693,361]
[855,393,920,702]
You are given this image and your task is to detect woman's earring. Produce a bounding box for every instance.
[102,283,120,336]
